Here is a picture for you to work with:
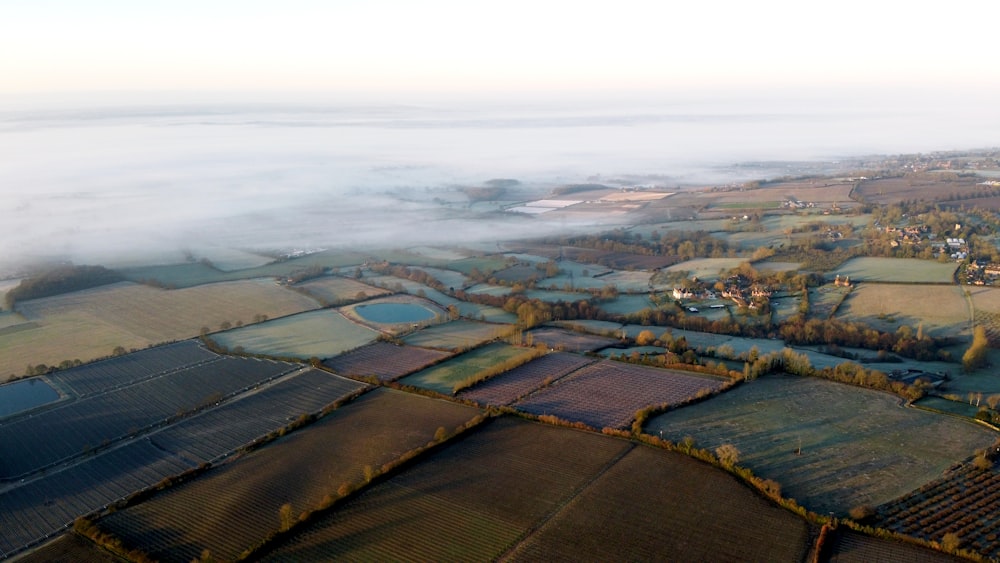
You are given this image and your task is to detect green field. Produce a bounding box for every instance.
[835,283,970,338]
[446,255,513,276]
[399,342,535,394]
[212,310,378,359]
[3,280,320,380]
[402,320,513,350]
[646,374,996,515]
[663,258,747,281]
[295,276,391,305]
[834,257,958,284]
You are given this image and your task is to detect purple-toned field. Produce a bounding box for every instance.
[513,360,729,429]
[457,352,595,406]
[322,341,452,381]
[526,327,618,352]
[828,529,963,563]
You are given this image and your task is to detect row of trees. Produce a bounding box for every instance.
[6,264,123,309]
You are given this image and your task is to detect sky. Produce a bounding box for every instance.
[3,0,999,103]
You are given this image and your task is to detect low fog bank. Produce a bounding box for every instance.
[3,97,999,276]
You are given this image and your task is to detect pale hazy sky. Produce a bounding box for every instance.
[3,0,999,102]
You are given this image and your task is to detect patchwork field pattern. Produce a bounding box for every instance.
[457,352,595,406]
[873,461,1000,561]
[514,360,729,429]
[294,276,390,305]
[323,342,452,381]
[95,389,481,563]
[0,368,366,558]
[259,417,634,561]
[2,280,320,380]
[399,343,538,395]
[645,375,996,515]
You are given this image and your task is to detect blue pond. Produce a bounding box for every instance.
[0,378,60,418]
[355,303,436,324]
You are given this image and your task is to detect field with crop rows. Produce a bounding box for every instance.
[873,461,1000,560]
[0,355,295,479]
[834,257,958,284]
[13,532,122,563]
[646,374,996,515]
[835,283,970,337]
[526,327,618,352]
[212,310,378,359]
[826,529,963,563]
[2,280,319,379]
[96,389,481,563]
[44,340,216,398]
[855,176,981,205]
[402,320,513,350]
[457,352,595,406]
[259,417,634,561]
[323,341,452,381]
[514,360,729,429]
[0,369,366,558]
[968,286,1000,345]
[505,445,813,562]
[399,343,538,395]
[294,276,390,305]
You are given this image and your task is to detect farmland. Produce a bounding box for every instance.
[834,283,970,337]
[525,327,618,352]
[457,352,595,406]
[505,445,812,562]
[873,460,1000,560]
[323,341,452,381]
[0,367,367,557]
[663,257,748,281]
[513,360,731,429]
[2,280,319,381]
[260,417,816,562]
[399,342,538,395]
[211,309,378,359]
[834,257,958,284]
[401,319,514,350]
[293,275,390,305]
[645,374,996,515]
[95,389,481,562]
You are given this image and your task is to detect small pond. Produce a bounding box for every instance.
[355,302,437,324]
[0,378,60,418]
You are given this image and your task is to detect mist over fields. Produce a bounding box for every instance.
[3,95,999,274]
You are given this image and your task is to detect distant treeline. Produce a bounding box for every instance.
[6,265,123,308]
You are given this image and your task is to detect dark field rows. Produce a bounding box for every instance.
[828,529,964,563]
[0,368,366,559]
[260,417,633,561]
[457,352,594,406]
[874,462,1000,560]
[513,360,729,429]
[97,388,480,563]
[503,445,812,562]
[0,356,296,479]
[323,341,452,381]
[45,340,217,398]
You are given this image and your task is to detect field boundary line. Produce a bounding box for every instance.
[495,439,636,562]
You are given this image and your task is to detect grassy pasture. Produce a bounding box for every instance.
[402,320,513,350]
[808,283,852,319]
[294,276,390,305]
[95,389,481,563]
[835,283,970,338]
[456,302,517,323]
[506,445,812,562]
[261,417,634,561]
[646,374,996,515]
[968,286,1000,344]
[664,257,747,281]
[2,280,319,380]
[447,255,512,276]
[834,257,958,283]
[399,342,536,394]
[212,310,378,359]
[552,319,625,337]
